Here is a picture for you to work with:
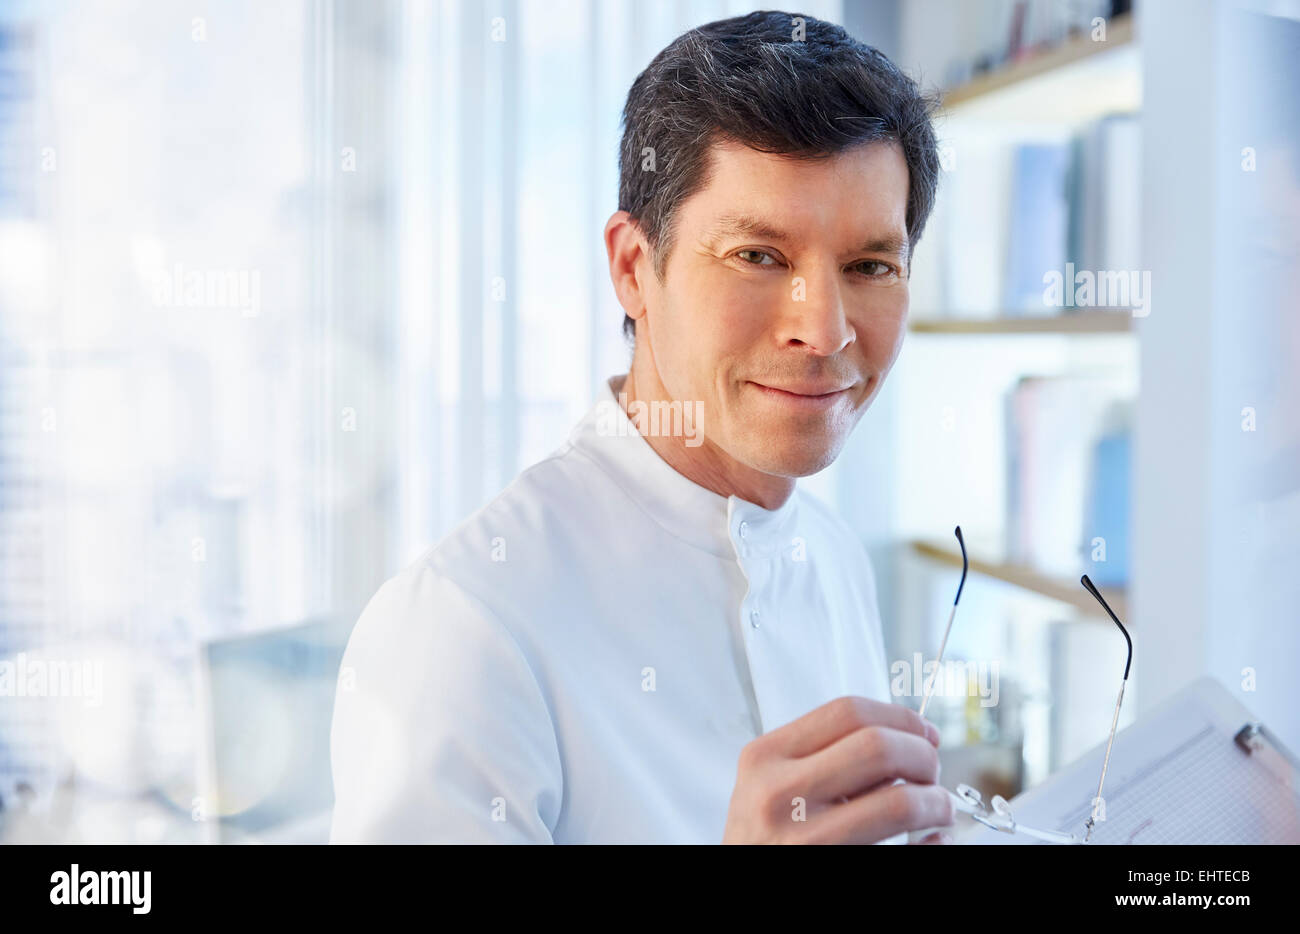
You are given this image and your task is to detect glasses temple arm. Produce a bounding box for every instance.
[1081,574,1132,681]
[919,526,967,719]
[1080,574,1132,841]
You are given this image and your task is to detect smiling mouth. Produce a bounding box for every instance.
[747,381,854,410]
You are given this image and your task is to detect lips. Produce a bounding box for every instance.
[747,380,855,411]
[751,381,852,397]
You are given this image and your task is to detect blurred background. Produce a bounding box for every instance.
[0,0,1296,843]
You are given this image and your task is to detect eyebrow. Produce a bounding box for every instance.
[701,211,910,258]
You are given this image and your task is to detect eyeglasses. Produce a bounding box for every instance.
[918,526,1133,844]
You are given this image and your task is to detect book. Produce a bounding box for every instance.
[1005,373,1133,577]
[1004,142,1072,313]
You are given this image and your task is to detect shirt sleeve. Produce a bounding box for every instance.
[328,562,564,843]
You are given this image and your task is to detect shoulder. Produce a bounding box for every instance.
[423,438,615,582]
[331,546,563,842]
[345,438,618,659]
[336,538,559,753]
[340,559,518,689]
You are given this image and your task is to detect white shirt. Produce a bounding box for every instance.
[329,374,896,843]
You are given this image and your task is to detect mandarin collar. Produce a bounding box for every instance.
[568,375,801,560]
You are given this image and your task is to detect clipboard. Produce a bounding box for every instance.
[960,675,1300,844]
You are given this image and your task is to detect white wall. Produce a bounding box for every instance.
[1136,0,1300,750]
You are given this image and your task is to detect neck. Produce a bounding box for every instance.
[618,362,795,511]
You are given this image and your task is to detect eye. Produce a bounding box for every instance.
[852,260,900,279]
[735,249,780,267]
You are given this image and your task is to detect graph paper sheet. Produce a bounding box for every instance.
[961,676,1300,844]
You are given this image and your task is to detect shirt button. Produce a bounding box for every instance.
[750,609,761,629]
[739,521,749,539]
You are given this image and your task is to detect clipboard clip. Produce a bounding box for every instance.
[1234,721,1299,789]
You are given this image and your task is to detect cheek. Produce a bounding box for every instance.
[650,288,733,399]
[708,273,773,333]
[852,292,908,367]
[661,276,768,381]
[709,277,793,362]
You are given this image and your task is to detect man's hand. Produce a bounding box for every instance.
[722,696,955,844]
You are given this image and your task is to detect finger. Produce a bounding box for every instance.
[911,830,952,845]
[804,781,955,845]
[833,774,893,805]
[793,726,941,803]
[763,695,938,760]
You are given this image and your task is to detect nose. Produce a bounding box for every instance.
[778,266,855,356]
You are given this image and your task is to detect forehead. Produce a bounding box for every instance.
[681,138,910,238]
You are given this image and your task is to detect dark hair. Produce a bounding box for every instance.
[617,10,942,341]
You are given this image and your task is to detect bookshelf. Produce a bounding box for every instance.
[880,0,1297,805]
[911,8,1143,333]
[881,6,1145,790]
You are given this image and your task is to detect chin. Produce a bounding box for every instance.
[741,434,846,479]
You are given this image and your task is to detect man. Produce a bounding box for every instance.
[330,10,953,844]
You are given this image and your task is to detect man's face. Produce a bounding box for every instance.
[639,138,912,477]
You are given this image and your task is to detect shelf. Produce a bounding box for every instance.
[943,12,1135,107]
[939,12,1139,127]
[910,539,1129,622]
[908,312,1135,335]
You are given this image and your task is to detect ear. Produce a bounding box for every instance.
[604,210,651,326]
